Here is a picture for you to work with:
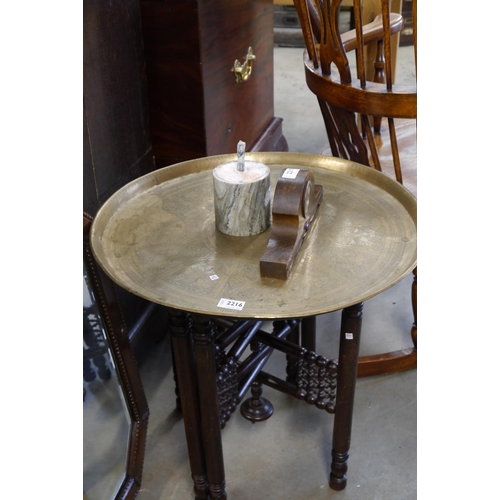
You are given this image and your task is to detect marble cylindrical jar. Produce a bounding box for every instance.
[213,161,271,236]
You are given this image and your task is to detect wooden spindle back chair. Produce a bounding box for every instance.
[294,0,417,376]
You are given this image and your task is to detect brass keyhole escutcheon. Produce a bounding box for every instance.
[232,47,256,83]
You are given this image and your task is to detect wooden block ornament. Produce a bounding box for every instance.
[260,168,323,279]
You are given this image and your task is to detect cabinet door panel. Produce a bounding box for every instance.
[141,0,281,167]
[140,0,206,163]
[198,0,275,155]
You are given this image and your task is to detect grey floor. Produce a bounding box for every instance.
[133,45,417,499]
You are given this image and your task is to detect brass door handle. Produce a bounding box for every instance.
[232,47,256,83]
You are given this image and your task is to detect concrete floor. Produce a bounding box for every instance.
[134,45,417,499]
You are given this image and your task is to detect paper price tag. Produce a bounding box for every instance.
[282,168,300,179]
[345,333,354,340]
[217,298,246,311]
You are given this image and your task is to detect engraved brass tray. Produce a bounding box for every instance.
[91,152,416,319]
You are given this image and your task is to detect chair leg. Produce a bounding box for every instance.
[330,303,363,491]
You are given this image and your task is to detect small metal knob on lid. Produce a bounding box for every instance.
[213,141,271,236]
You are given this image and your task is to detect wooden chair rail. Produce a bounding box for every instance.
[341,13,403,53]
[305,63,417,117]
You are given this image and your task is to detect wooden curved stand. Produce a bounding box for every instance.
[260,169,323,280]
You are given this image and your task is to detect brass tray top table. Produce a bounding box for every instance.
[91,152,417,499]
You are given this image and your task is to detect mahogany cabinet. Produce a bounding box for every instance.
[84,0,168,362]
[140,0,288,167]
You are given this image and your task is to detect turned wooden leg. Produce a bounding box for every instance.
[241,331,275,422]
[301,315,316,352]
[330,303,363,491]
[240,380,274,422]
[192,314,227,500]
[286,319,300,385]
[169,309,209,500]
[411,266,417,348]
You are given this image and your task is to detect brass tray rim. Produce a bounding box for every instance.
[91,152,416,319]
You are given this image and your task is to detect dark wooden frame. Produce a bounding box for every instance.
[84,213,149,499]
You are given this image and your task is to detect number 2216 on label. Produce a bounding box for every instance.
[217,298,245,311]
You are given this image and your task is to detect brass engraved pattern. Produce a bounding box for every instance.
[91,152,416,319]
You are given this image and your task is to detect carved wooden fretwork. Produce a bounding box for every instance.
[196,317,340,427]
[212,319,297,426]
[315,0,352,81]
[318,100,370,165]
[296,352,338,413]
[215,357,239,428]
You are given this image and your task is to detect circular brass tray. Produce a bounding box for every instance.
[91,152,416,319]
